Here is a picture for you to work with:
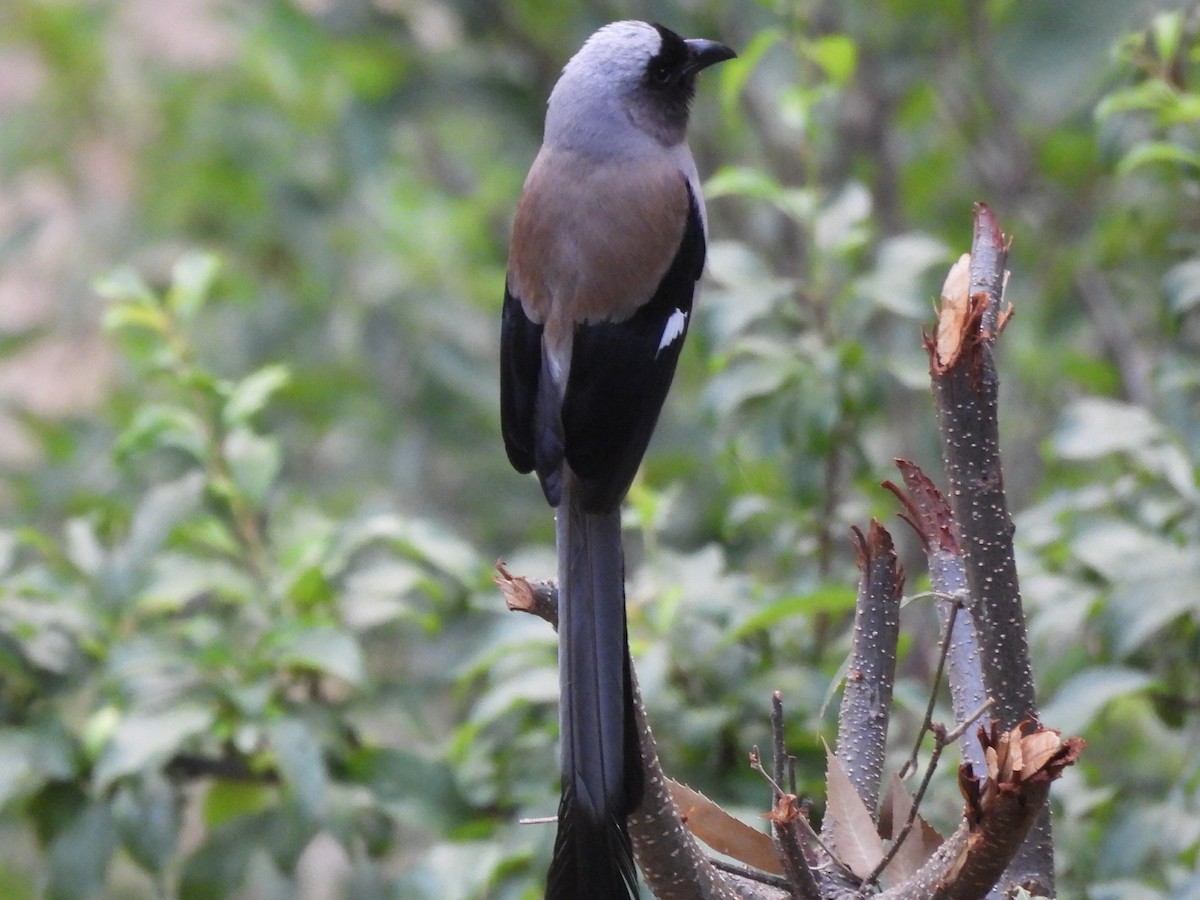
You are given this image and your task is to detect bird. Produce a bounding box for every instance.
[499,20,734,899]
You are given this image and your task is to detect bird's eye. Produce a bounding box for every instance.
[650,62,673,85]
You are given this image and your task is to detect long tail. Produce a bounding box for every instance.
[545,471,643,899]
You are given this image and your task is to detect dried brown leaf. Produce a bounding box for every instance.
[824,751,885,879]
[494,563,535,612]
[959,762,984,824]
[493,562,557,625]
[1019,729,1063,779]
[764,792,804,825]
[882,773,945,887]
[935,253,972,366]
[999,726,1021,782]
[667,779,784,875]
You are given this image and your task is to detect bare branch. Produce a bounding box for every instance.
[835,521,903,812]
[708,857,792,893]
[885,461,989,777]
[926,204,1052,894]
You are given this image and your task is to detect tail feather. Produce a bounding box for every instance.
[547,473,642,899]
[546,785,638,900]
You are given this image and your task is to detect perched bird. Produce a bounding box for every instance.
[500,20,734,899]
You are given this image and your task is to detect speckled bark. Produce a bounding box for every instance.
[628,667,788,900]
[927,204,1054,896]
[886,460,988,777]
[835,521,903,816]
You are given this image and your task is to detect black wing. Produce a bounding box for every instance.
[500,285,567,505]
[500,284,542,475]
[561,183,706,514]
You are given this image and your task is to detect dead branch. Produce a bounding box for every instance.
[835,521,903,812]
[885,461,989,777]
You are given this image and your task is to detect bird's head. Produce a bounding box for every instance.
[545,21,735,152]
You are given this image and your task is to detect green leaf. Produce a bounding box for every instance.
[275,626,365,687]
[805,33,857,86]
[113,773,180,875]
[1040,667,1154,736]
[469,666,559,727]
[705,354,794,418]
[27,781,89,848]
[139,552,256,614]
[814,181,871,253]
[63,517,105,578]
[0,731,39,809]
[94,266,156,306]
[100,301,168,336]
[93,706,215,791]
[1053,398,1163,460]
[718,27,782,118]
[167,252,221,321]
[1117,141,1200,176]
[45,801,116,900]
[116,472,206,579]
[223,364,291,427]
[705,165,785,201]
[180,812,266,900]
[339,560,424,631]
[0,721,76,811]
[224,428,282,506]
[329,515,481,586]
[204,781,277,830]
[857,233,951,318]
[1150,11,1184,66]
[1163,259,1200,314]
[174,514,242,558]
[1095,79,1176,120]
[1109,574,1200,658]
[345,746,466,834]
[268,718,327,821]
[705,167,816,222]
[115,403,209,463]
[729,584,857,640]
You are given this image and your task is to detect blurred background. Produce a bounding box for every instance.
[1,0,1198,897]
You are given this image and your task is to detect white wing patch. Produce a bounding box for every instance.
[657,308,689,356]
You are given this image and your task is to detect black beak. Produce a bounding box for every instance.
[683,38,737,75]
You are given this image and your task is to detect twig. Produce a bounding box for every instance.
[899,598,961,780]
[749,748,853,886]
[756,710,825,900]
[708,857,793,892]
[943,698,995,745]
[771,692,787,800]
[749,746,787,800]
[861,699,995,893]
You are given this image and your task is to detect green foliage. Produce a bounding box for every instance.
[1,258,489,896]
[1,0,1200,897]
